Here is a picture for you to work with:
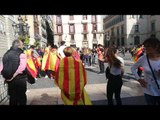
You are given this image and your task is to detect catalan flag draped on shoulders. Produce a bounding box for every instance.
[24,49,37,78]
[55,56,92,105]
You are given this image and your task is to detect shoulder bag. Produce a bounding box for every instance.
[146,55,160,89]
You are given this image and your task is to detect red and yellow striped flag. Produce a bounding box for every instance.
[133,47,143,62]
[41,47,50,71]
[71,48,80,61]
[55,56,92,105]
[49,50,60,71]
[24,49,37,78]
[72,51,80,61]
[33,57,41,69]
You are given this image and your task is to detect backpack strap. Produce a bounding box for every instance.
[146,55,160,89]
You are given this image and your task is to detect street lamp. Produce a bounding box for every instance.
[106,35,110,41]
[12,16,30,49]
[104,32,110,47]
[12,15,30,38]
[106,35,110,47]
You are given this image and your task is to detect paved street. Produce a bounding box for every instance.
[1,52,147,105]
[25,52,146,105]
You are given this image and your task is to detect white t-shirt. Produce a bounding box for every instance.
[33,50,40,58]
[131,55,160,96]
[58,45,67,58]
[110,56,124,75]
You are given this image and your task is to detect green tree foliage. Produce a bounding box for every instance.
[18,35,30,46]
[34,40,40,47]
[24,36,30,46]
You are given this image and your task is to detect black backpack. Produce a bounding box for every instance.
[105,66,110,80]
[1,49,21,80]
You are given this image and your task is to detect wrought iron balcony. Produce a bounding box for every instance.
[81,30,88,34]
[68,20,75,24]
[81,19,88,24]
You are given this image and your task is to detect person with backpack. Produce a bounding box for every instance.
[0,39,27,105]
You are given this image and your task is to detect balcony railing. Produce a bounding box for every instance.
[91,20,97,24]
[54,32,63,35]
[82,40,88,47]
[69,31,75,35]
[92,38,98,43]
[81,20,88,24]
[68,20,75,24]
[70,39,75,44]
[56,20,62,25]
[81,30,88,34]
[82,38,88,42]
[92,30,97,34]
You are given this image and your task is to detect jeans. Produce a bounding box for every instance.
[92,55,95,64]
[144,93,160,105]
[98,60,104,73]
[84,55,89,66]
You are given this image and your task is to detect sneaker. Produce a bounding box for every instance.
[45,75,48,78]
[98,72,104,75]
[97,72,102,74]
[99,73,104,75]
[26,90,30,92]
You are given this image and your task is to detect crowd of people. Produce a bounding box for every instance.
[0,36,160,105]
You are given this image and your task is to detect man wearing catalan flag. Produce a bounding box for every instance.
[55,46,92,105]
